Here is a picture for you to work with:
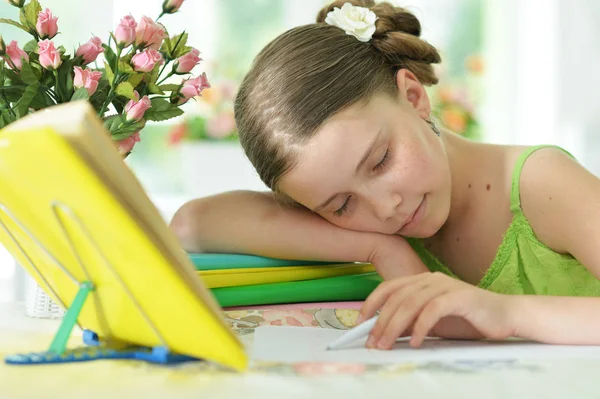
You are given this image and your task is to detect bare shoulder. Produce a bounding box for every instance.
[518,146,600,253]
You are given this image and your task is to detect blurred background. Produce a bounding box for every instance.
[1,0,599,302]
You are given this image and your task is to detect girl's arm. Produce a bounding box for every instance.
[168,190,428,279]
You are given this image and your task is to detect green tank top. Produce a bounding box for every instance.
[407,145,600,296]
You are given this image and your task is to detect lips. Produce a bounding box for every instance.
[398,196,426,232]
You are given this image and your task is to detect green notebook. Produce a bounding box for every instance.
[211,273,382,307]
[189,253,345,271]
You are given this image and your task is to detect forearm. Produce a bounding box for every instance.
[169,191,404,272]
[511,295,600,344]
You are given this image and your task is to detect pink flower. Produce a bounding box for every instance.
[175,48,201,73]
[131,48,163,72]
[135,16,166,50]
[36,8,58,39]
[115,15,137,47]
[117,131,141,155]
[162,0,184,13]
[207,112,236,139]
[124,91,152,121]
[3,40,28,70]
[73,66,102,96]
[76,36,104,65]
[178,72,210,104]
[38,40,61,70]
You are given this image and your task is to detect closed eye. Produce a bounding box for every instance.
[334,195,352,217]
[373,148,391,171]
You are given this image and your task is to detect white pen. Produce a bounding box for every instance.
[326,315,378,350]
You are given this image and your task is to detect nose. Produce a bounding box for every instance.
[372,192,403,222]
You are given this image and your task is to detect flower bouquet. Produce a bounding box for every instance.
[0,0,210,156]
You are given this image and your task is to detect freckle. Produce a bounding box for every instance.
[486,184,491,191]
[456,237,460,242]
[468,184,472,189]
[549,196,552,200]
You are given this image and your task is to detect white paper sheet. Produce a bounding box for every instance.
[252,326,600,364]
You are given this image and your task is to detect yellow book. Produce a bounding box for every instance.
[197,263,375,288]
[0,101,247,370]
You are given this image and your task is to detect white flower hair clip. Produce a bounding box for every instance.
[325,2,378,43]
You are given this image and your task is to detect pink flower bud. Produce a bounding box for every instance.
[125,91,152,121]
[162,0,184,13]
[117,131,141,155]
[36,8,58,39]
[175,48,201,74]
[73,66,102,96]
[131,48,163,72]
[3,40,28,70]
[75,36,104,65]
[38,39,61,70]
[178,72,210,104]
[115,15,137,47]
[135,16,166,50]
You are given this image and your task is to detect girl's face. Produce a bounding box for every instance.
[280,81,451,238]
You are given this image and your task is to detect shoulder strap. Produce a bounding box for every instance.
[510,145,575,214]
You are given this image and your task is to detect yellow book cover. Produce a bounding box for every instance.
[198,263,375,288]
[0,101,247,371]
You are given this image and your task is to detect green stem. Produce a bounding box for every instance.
[98,46,123,118]
[155,11,165,22]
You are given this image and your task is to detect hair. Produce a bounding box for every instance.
[234,0,441,201]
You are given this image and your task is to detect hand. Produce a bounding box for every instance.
[358,272,516,349]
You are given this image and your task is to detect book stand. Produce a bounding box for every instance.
[0,201,200,366]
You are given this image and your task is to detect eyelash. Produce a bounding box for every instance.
[333,148,392,217]
[373,148,391,171]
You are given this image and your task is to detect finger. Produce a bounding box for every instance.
[410,293,457,348]
[365,281,429,348]
[375,283,450,350]
[359,272,430,322]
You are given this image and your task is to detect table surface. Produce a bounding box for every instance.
[0,301,599,399]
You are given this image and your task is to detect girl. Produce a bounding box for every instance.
[170,1,600,350]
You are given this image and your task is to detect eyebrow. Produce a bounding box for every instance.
[311,129,382,212]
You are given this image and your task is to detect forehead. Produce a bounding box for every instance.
[279,95,396,205]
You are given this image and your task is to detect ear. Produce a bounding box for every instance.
[395,69,431,119]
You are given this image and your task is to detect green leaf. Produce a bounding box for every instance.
[71,87,89,101]
[118,60,134,74]
[102,44,117,72]
[19,61,38,85]
[19,9,28,29]
[16,82,39,118]
[159,36,173,57]
[169,32,190,59]
[143,97,184,122]
[29,89,54,108]
[110,119,145,140]
[103,62,114,85]
[22,39,38,53]
[149,63,160,85]
[56,59,73,103]
[103,114,124,133]
[115,81,135,100]
[127,73,144,89]
[147,83,164,95]
[23,0,41,31]
[158,84,181,92]
[0,18,30,33]
[0,110,17,128]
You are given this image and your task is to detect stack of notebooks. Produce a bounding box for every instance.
[189,253,381,307]
[0,101,382,370]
